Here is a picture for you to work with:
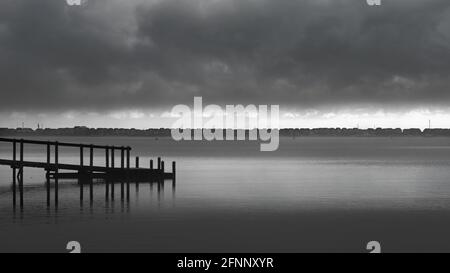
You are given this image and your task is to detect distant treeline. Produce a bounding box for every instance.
[1,126,450,137]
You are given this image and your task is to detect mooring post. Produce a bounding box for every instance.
[89,145,94,204]
[12,140,16,208]
[55,141,59,208]
[111,147,115,200]
[121,147,124,201]
[19,139,24,209]
[105,147,109,201]
[157,157,162,191]
[150,159,154,186]
[126,147,130,200]
[135,157,139,168]
[172,161,176,188]
[172,161,176,197]
[161,161,165,190]
[80,146,84,202]
[46,143,51,207]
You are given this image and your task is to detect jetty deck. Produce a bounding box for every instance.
[0,138,176,210]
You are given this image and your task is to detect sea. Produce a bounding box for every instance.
[1,136,450,252]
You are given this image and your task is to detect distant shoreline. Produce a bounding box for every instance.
[2,127,450,137]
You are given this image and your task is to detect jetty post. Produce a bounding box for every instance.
[111,147,115,200]
[158,157,161,170]
[89,145,94,204]
[161,161,165,190]
[54,141,59,208]
[105,147,109,200]
[46,143,51,207]
[120,147,124,201]
[79,146,84,202]
[12,140,16,208]
[19,139,24,209]
[126,147,130,200]
[172,161,176,191]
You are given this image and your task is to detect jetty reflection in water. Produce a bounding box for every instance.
[9,179,176,218]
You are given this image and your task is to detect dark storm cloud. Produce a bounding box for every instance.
[1,0,450,112]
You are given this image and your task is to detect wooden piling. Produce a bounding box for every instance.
[172,161,176,197]
[135,156,139,190]
[46,143,50,207]
[111,148,115,200]
[19,139,24,209]
[121,147,124,201]
[172,161,176,178]
[150,160,154,187]
[157,157,161,194]
[105,148,109,201]
[126,148,130,200]
[89,145,94,203]
[12,140,16,208]
[172,161,176,187]
[161,161,165,186]
[80,147,84,202]
[55,141,59,208]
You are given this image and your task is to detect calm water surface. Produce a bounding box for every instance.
[1,137,450,252]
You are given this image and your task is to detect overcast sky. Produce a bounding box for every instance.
[1,0,450,128]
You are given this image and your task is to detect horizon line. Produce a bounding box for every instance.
[1,127,446,131]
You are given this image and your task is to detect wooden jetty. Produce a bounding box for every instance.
[0,138,176,210]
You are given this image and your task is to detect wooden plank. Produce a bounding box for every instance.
[48,171,174,182]
[0,159,176,177]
